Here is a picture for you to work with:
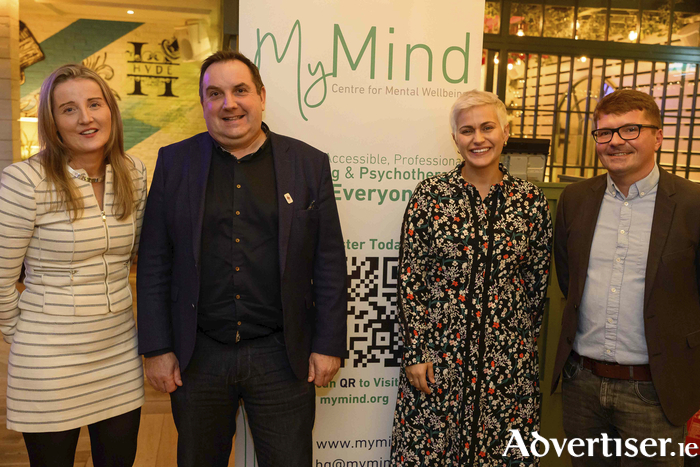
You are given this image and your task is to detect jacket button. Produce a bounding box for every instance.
[191,304,195,309]
[566,336,573,344]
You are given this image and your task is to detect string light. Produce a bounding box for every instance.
[629,30,638,41]
[127,10,134,14]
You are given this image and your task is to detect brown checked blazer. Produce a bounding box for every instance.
[551,167,700,426]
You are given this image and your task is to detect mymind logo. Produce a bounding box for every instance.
[253,21,471,120]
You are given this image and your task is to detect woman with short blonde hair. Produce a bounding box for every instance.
[391,90,552,466]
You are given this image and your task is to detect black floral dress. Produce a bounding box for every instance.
[391,164,552,467]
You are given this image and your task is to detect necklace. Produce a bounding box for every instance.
[67,166,104,183]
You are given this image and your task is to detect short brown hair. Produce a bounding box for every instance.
[199,50,264,101]
[594,89,662,128]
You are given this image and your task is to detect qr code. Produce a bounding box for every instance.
[346,256,402,368]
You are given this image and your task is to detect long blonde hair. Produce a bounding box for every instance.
[37,64,134,221]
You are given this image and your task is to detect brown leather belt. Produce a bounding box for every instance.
[571,351,652,381]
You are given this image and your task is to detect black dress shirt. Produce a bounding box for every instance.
[197,131,284,344]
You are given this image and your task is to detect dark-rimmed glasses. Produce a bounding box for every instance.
[591,124,659,144]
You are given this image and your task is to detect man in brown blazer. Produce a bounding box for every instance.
[551,89,700,466]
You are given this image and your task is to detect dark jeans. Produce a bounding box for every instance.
[170,331,315,467]
[562,355,685,467]
[22,408,141,467]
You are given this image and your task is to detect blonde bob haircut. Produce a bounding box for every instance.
[449,90,509,135]
[37,63,134,221]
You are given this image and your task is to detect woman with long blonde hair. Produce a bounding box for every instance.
[0,64,146,466]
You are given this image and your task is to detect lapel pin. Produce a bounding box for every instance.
[284,193,293,204]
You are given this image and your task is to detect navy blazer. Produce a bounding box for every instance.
[551,167,700,426]
[136,130,347,380]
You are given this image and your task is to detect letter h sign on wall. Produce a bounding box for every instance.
[127,41,180,97]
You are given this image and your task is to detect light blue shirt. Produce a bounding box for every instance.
[573,165,659,365]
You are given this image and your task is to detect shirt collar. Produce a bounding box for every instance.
[606,164,659,199]
[210,122,270,158]
[498,164,515,189]
[451,162,514,191]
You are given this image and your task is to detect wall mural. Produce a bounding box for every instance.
[19,21,44,85]
[127,40,180,97]
[83,53,120,100]
[17,18,207,177]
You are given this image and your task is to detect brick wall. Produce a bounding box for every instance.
[0,0,20,171]
[19,17,208,185]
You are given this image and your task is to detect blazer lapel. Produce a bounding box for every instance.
[270,132,295,276]
[190,133,213,270]
[575,176,607,300]
[644,168,676,308]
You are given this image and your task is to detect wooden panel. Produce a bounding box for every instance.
[536,183,571,467]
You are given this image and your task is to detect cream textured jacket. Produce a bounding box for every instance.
[0,155,148,342]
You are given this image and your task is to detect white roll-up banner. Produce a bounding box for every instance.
[237,2,485,465]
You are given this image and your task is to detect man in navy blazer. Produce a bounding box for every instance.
[137,50,347,467]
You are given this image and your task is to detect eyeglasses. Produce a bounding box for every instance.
[591,124,659,144]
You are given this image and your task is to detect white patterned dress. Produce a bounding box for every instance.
[0,155,147,432]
